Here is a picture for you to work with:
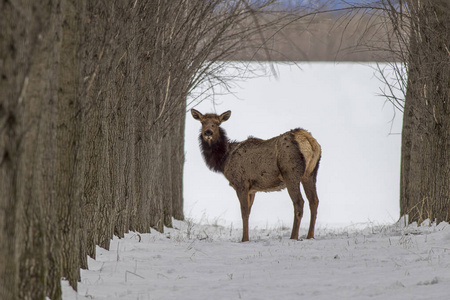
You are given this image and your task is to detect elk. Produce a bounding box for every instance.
[191,109,321,242]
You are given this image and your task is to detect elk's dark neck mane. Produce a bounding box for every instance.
[199,127,230,173]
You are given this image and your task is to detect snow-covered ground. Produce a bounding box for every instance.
[62,219,450,299]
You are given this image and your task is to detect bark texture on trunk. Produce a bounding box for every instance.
[400,0,450,224]
[1,1,63,299]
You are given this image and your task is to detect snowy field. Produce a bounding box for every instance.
[62,219,450,299]
[61,63,448,299]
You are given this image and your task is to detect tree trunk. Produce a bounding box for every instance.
[0,1,25,297]
[55,0,86,289]
[400,0,450,224]
[1,1,65,298]
[172,102,186,221]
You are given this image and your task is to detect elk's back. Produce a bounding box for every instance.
[223,129,321,193]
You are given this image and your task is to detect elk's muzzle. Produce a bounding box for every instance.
[204,130,213,137]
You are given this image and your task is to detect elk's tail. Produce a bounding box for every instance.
[293,129,321,180]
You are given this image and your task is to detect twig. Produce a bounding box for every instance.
[125,270,145,282]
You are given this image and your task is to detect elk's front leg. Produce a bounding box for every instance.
[237,189,251,242]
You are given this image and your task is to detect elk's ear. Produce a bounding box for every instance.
[191,109,203,121]
[219,110,231,123]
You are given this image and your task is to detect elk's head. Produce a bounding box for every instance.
[191,109,231,146]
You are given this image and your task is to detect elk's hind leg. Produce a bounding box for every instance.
[302,178,319,239]
[278,133,307,240]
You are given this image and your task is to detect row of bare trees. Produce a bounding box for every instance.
[0,0,289,299]
[228,10,396,61]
